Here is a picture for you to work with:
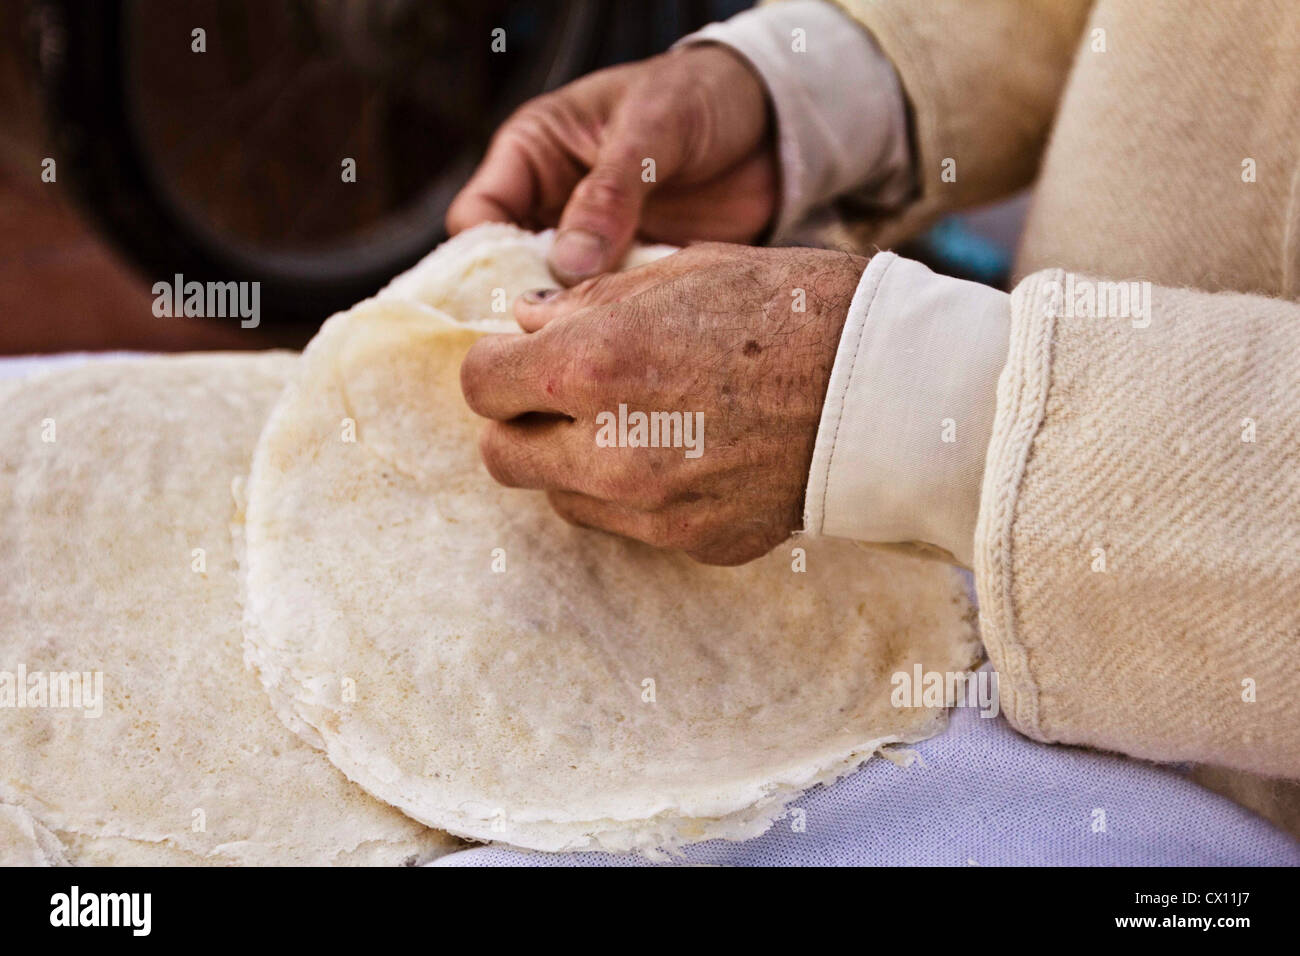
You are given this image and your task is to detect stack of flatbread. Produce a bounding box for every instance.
[0,225,979,864]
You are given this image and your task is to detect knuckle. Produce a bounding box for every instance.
[654,511,706,550]
[563,273,628,316]
[628,464,686,511]
[567,340,619,395]
[477,426,517,486]
[626,76,682,126]
[678,525,713,552]
[638,511,676,547]
[686,542,735,566]
[547,490,581,526]
[496,99,565,158]
[574,172,632,213]
[445,195,472,232]
[459,347,491,415]
[506,95,557,133]
[637,482,675,512]
[590,466,633,503]
[572,272,617,304]
[685,546,726,566]
[589,456,652,506]
[684,240,734,260]
[689,533,769,566]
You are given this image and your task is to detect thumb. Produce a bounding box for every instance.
[550,136,655,285]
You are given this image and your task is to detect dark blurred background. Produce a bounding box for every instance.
[0,0,754,352]
[0,0,1019,354]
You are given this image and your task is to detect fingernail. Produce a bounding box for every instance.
[522,287,560,304]
[551,229,606,280]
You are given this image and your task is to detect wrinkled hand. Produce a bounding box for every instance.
[446,45,777,285]
[460,244,867,565]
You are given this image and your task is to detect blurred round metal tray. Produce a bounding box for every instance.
[31,0,714,327]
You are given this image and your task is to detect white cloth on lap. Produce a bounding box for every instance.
[432,667,1300,867]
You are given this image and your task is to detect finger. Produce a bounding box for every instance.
[638,151,778,243]
[446,106,585,234]
[548,158,645,284]
[478,417,583,491]
[549,97,683,283]
[513,270,649,334]
[445,190,515,234]
[547,489,663,543]
[515,247,698,332]
[460,332,574,421]
[446,134,539,234]
[685,535,770,567]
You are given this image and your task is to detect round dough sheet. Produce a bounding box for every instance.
[243,226,981,852]
[0,355,458,865]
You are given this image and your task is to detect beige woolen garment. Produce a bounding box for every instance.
[811,0,1094,250]
[800,0,1300,829]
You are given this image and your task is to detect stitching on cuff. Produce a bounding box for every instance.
[976,268,1062,740]
[815,252,898,527]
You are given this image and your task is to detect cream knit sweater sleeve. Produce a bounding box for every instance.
[978,272,1300,778]
[817,0,1093,241]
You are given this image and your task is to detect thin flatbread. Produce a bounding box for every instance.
[377,223,675,329]
[242,226,981,852]
[0,803,69,866]
[0,355,457,865]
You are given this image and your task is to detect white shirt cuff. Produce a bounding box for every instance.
[803,253,1011,568]
[676,0,913,239]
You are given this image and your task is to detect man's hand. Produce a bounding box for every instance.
[460,244,867,565]
[446,46,777,285]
